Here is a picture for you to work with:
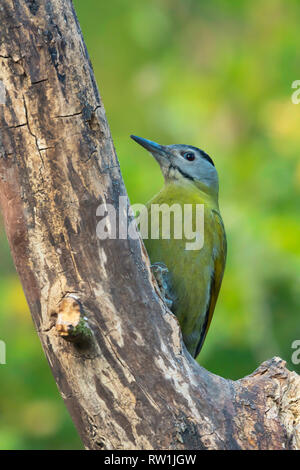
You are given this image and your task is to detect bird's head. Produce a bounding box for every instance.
[130,135,219,197]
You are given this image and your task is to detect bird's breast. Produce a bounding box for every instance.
[142,183,224,355]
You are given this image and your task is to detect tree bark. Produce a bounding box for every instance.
[0,0,299,450]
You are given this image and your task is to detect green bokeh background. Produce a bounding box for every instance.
[0,0,299,449]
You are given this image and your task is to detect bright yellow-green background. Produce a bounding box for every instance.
[0,0,299,450]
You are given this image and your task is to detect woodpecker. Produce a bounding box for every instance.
[131,135,226,358]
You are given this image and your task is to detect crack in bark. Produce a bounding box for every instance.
[1,123,27,130]
[22,94,44,168]
[54,110,83,119]
[31,78,48,85]
[39,146,56,151]
[54,105,101,120]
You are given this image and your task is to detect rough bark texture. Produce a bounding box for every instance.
[0,0,299,450]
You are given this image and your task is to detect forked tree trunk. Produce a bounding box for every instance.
[0,0,299,450]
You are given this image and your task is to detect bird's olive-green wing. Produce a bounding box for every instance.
[194,209,227,358]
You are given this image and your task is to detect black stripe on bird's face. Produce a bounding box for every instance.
[169,164,195,181]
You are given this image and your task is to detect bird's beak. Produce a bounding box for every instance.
[130,135,169,167]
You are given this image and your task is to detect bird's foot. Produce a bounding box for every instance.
[151,262,173,309]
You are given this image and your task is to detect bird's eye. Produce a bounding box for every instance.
[183,152,195,162]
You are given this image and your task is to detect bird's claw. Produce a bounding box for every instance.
[151,262,173,309]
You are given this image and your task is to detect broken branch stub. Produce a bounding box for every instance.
[56,295,92,343]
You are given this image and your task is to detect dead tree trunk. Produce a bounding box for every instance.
[0,0,299,450]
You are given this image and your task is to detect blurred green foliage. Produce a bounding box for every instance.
[0,0,299,449]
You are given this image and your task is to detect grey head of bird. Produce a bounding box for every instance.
[130,135,219,196]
